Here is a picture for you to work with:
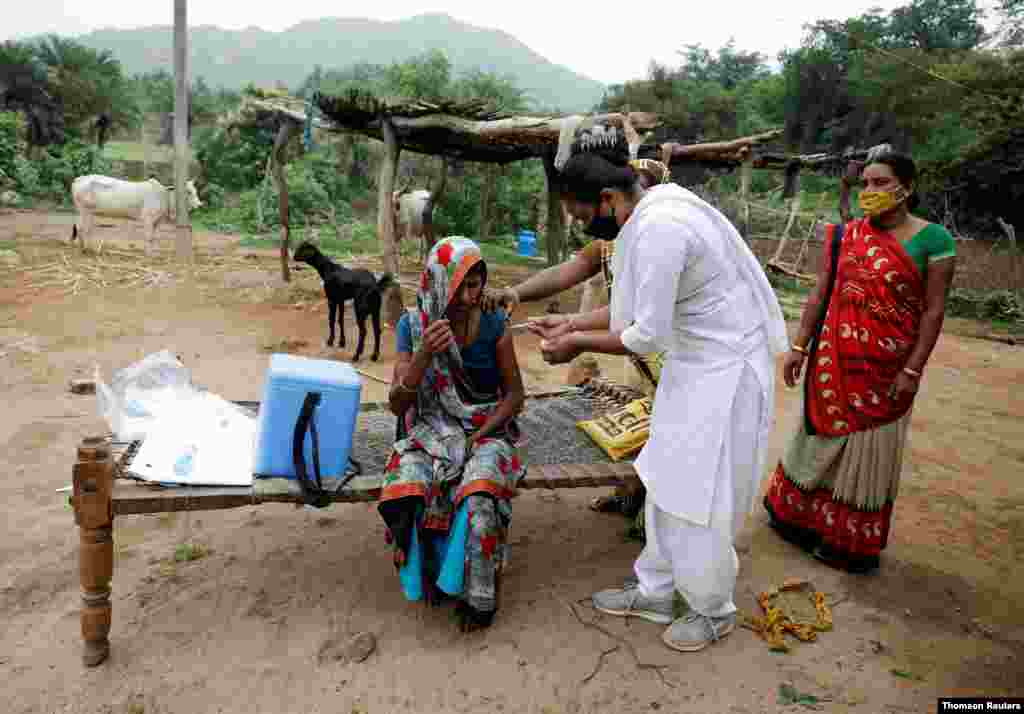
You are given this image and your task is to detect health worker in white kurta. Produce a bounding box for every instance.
[531,151,788,653]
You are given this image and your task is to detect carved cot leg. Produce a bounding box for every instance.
[72,436,115,667]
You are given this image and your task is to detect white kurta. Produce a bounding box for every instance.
[608,185,787,616]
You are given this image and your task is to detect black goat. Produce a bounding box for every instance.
[292,242,396,362]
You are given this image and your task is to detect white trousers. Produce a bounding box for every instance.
[633,360,770,619]
[634,499,739,618]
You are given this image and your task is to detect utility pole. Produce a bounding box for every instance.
[173,0,192,262]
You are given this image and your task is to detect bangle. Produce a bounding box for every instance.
[902,366,922,378]
[791,343,808,355]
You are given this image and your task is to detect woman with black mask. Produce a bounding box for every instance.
[530,143,788,654]
[480,157,672,521]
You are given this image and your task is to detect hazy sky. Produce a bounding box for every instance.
[3,0,1004,85]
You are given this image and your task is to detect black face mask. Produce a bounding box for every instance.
[584,214,620,240]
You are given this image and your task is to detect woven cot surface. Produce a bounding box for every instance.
[348,391,632,474]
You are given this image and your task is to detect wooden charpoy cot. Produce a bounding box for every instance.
[70,385,644,666]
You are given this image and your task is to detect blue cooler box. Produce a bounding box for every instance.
[254,354,363,479]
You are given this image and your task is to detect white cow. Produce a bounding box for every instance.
[392,188,432,259]
[70,176,202,256]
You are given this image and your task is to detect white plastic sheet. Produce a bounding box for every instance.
[129,391,256,486]
[97,350,256,486]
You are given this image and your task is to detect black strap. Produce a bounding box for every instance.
[293,392,331,508]
[293,392,364,508]
[803,223,844,436]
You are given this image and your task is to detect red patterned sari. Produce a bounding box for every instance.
[764,218,925,568]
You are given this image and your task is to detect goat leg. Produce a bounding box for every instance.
[352,313,367,363]
[371,309,382,362]
[326,300,337,347]
[337,299,346,348]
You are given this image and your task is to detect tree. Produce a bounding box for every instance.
[453,69,528,111]
[385,49,451,101]
[886,0,986,50]
[678,40,768,90]
[451,69,529,240]
[0,41,64,146]
[33,35,138,136]
[778,0,988,154]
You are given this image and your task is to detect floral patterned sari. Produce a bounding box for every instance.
[378,237,526,622]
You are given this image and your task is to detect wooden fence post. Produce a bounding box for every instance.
[269,122,294,283]
[739,152,754,240]
[542,154,566,267]
[378,119,404,326]
[72,436,114,667]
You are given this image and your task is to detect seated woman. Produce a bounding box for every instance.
[380,237,527,632]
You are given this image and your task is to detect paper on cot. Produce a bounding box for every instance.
[129,391,256,486]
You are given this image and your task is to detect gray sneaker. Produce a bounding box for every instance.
[592,583,674,625]
[661,612,736,652]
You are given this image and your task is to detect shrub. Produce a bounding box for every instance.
[0,112,19,185]
[194,126,274,192]
[946,288,1024,323]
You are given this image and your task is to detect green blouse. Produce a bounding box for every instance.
[901,223,957,276]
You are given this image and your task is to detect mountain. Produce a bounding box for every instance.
[71,13,606,112]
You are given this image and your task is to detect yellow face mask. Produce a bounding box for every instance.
[858,185,909,216]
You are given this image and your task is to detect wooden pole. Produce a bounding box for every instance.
[479,164,495,243]
[173,0,192,262]
[422,157,447,260]
[269,122,293,283]
[739,153,754,240]
[770,174,802,266]
[378,119,404,325]
[541,154,566,267]
[72,436,114,667]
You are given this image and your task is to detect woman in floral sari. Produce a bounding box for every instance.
[381,237,526,631]
[764,152,957,573]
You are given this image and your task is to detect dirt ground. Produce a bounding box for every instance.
[1,210,1022,714]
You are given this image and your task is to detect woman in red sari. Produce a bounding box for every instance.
[764,152,957,573]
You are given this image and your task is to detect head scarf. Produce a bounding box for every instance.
[398,237,517,483]
[412,236,486,347]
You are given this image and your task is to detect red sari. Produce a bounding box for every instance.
[765,218,925,562]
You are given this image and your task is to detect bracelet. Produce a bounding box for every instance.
[902,366,922,378]
[791,343,808,355]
